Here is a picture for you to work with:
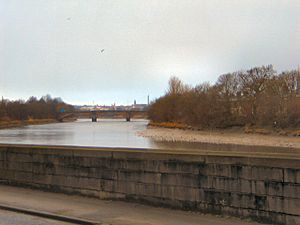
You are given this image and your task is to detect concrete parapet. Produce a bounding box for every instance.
[0,144,299,225]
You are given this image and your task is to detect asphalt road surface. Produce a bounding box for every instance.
[0,185,267,225]
[0,209,72,225]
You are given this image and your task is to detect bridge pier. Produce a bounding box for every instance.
[126,112,131,122]
[91,111,97,122]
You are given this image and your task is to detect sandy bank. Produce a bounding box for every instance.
[137,126,300,148]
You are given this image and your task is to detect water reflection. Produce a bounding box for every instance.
[0,119,154,148]
[1,119,296,154]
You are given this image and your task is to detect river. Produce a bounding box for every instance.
[0,119,157,148]
[0,119,223,150]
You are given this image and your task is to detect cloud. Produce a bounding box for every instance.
[1,0,300,104]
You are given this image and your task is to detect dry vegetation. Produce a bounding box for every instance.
[149,65,300,132]
[0,95,73,127]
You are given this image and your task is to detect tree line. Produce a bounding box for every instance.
[149,65,300,128]
[0,94,73,121]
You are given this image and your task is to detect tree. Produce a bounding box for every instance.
[239,65,275,124]
[149,65,300,129]
[167,76,190,95]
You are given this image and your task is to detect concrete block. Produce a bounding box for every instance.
[161,185,175,199]
[202,190,232,207]
[99,179,114,192]
[73,149,112,159]
[32,162,55,175]
[6,161,32,172]
[0,160,4,169]
[231,193,267,211]
[173,186,197,201]
[135,182,161,198]
[32,154,46,163]
[7,147,32,155]
[212,177,252,193]
[204,164,231,177]
[6,153,32,163]
[161,173,198,187]
[265,181,283,196]
[32,147,73,156]
[118,170,161,184]
[283,183,300,198]
[32,174,53,185]
[97,168,118,180]
[268,195,300,215]
[78,157,108,168]
[284,168,300,183]
[144,160,160,172]
[198,175,214,189]
[230,164,243,178]
[0,170,15,180]
[161,160,199,174]
[33,154,60,166]
[252,167,283,182]
[251,180,267,195]
[123,159,144,171]
[240,179,252,193]
[0,152,6,161]
[283,197,300,215]
[267,196,284,213]
[285,215,300,225]
[111,180,129,194]
[15,171,32,182]
[230,193,255,209]
[196,189,205,202]
[62,176,100,190]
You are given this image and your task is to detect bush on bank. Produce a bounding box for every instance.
[0,94,73,122]
[149,65,300,129]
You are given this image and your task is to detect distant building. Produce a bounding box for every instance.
[77,102,148,111]
[132,103,147,111]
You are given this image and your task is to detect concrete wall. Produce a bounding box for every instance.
[0,144,299,225]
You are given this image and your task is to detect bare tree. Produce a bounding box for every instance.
[167,76,190,95]
[148,65,300,129]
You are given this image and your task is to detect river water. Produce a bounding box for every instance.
[0,119,286,151]
[0,119,157,148]
[0,119,211,150]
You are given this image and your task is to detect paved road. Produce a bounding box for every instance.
[0,185,267,225]
[0,209,72,225]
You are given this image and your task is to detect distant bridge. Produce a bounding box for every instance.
[58,110,148,122]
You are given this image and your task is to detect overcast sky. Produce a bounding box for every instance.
[1,0,300,105]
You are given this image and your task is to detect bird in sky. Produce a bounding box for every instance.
[100,49,105,53]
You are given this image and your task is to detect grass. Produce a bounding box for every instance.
[148,121,189,129]
[244,126,271,135]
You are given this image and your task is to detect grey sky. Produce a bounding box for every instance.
[1,0,300,105]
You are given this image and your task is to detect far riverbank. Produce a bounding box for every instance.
[0,119,60,129]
